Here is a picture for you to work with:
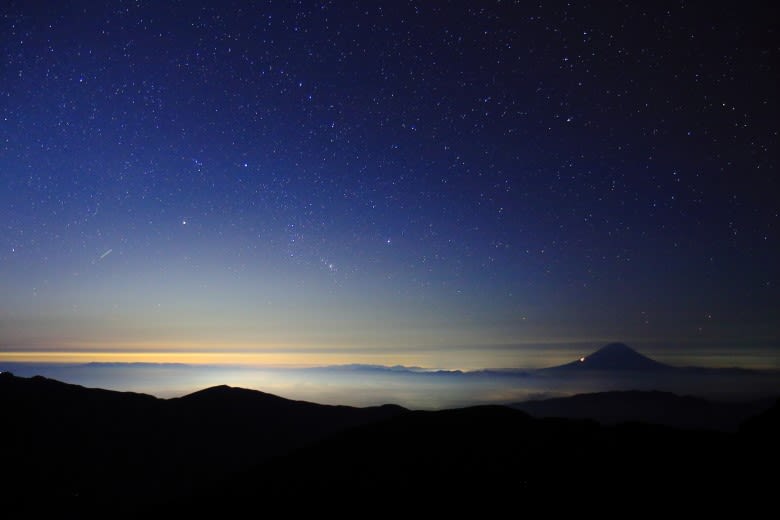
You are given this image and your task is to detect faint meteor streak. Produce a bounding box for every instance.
[99,249,113,260]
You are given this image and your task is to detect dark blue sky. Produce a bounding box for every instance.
[1,1,777,368]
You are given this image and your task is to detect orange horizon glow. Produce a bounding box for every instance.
[0,350,438,368]
[1,346,778,370]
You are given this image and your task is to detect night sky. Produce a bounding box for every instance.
[1,1,778,370]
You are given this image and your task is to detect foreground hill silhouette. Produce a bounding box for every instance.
[0,372,403,509]
[1,371,776,512]
[188,403,775,513]
[512,390,772,431]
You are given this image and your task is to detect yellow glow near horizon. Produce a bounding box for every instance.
[0,350,472,368]
[2,342,778,370]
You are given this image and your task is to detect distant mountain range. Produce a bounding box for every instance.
[2,342,768,379]
[311,342,762,376]
[303,343,672,374]
[1,370,776,512]
[540,342,762,372]
[2,343,776,410]
[542,342,671,371]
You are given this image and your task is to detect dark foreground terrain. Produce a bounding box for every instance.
[1,371,777,513]
[512,390,773,431]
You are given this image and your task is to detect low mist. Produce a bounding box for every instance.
[2,362,777,409]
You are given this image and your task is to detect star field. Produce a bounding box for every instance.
[1,1,777,368]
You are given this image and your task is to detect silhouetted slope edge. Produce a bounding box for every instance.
[512,390,774,431]
[0,372,405,511]
[185,405,769,512]
[1,371,776,513]
[544,342,670,371]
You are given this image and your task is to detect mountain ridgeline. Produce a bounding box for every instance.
[0,343,777,512]
[544,342,672,371]
[0,371,404,509]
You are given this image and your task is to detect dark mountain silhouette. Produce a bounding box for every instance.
[1,371,775,513]
[543,342,671,371]
[0,372,404,510]
[740,397,780,438]
[512,390,773,431]
[185,405,767,513]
